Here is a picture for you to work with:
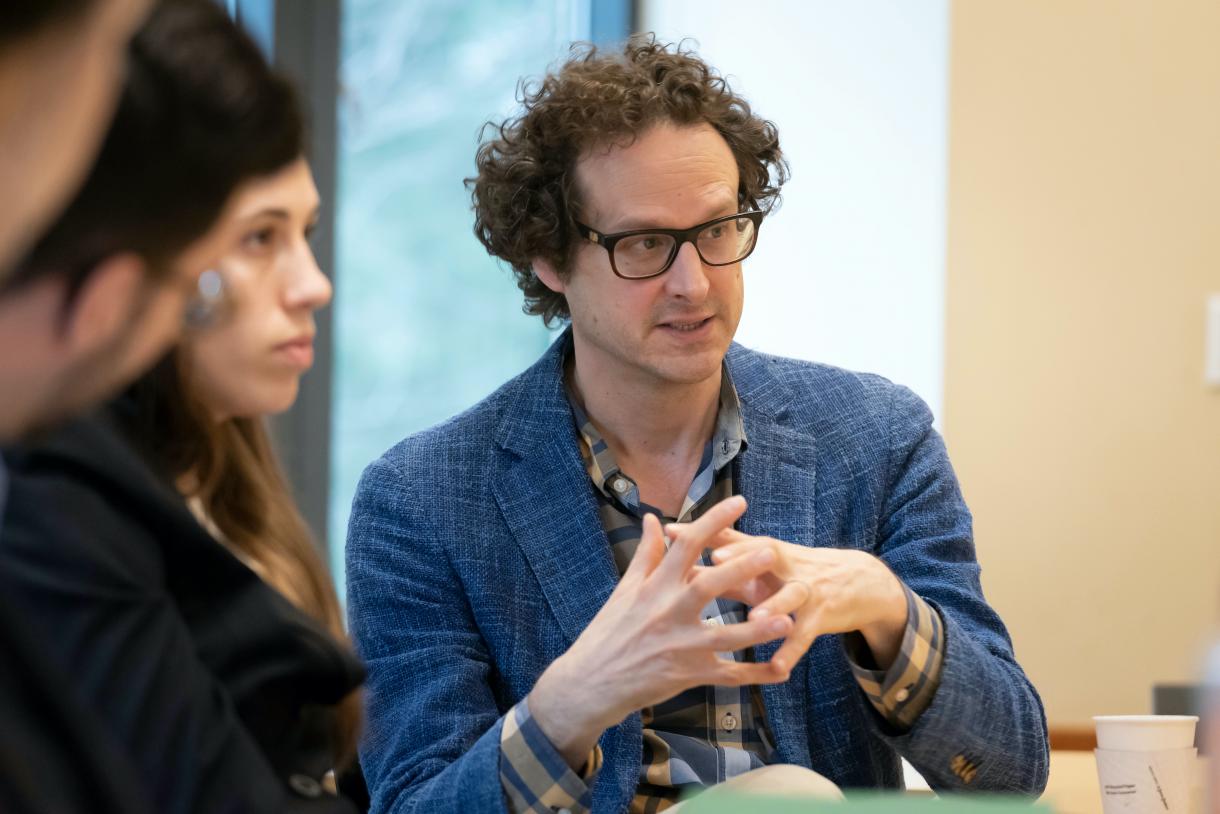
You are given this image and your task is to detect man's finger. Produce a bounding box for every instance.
[708,539,766,564]
[770,611,822,674]
[664,525,747,550]
[700,614,793,653]
[747,579,811,620]
[624,513,667,583]
[655,495,747,583]
[689,570,781,606]
[703,527,749,549]
[679,543,776,614]
[666,495,747,548]
[709,657,791,687]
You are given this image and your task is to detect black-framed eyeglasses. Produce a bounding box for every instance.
[574,210,765,280]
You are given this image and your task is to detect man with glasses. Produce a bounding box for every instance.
[347,38,1048,814]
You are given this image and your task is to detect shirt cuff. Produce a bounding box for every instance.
[499,696,603,814]
[844,583,946,730]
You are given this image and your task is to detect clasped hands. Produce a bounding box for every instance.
[529,494,910,769]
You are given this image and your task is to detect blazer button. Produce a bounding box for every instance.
[289,774,322,798]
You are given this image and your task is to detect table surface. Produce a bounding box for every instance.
[1041,751,1102,814]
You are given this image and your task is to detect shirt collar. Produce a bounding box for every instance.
[564,359,748,500]
[711,368,747,471]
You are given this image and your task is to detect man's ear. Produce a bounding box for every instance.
[532,257,565,294]
[62,253,147,353]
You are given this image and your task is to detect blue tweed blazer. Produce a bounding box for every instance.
[346,332,1049,814]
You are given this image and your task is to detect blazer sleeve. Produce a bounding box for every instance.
[0,465,353,814]
[346,455,512,814]
[867,384,1050,795]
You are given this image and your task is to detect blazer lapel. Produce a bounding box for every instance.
[491,333,619,650]
[728,344,820,769]
[490,333,642,810]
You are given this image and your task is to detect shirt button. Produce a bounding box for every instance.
[288,774,322,798]
[612,478,628,493]
[720,712,738,732]
[895,687,911,703]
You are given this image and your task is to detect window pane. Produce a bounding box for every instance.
[331,0,591,586]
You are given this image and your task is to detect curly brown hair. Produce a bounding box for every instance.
[468,35,789,325]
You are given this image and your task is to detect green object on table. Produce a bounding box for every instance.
[681,790,1053,813]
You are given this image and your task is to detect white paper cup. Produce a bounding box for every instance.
[1094,747,1199,813]
[1094,715,1199,751]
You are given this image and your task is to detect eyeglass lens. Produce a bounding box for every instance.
[613,216,758,278]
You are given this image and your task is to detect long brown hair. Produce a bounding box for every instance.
[121,352,361,766]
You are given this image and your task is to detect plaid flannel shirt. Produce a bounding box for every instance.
[498,367,945,813]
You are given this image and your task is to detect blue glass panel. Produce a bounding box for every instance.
[219,0,275,59]
[330,0,593,587]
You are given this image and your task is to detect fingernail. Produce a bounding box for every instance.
[711,549,726,562]
[751,607,771,619]
[769,617,788,634]
[753,550,774,565]
[772,657,787,672]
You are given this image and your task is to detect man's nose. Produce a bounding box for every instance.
[663,241,711,300]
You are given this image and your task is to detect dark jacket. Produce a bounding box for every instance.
[0,406,365,813]
[0,582,153,814]
[346,332,1049,813]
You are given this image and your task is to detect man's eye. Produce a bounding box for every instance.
[620,234,669,256]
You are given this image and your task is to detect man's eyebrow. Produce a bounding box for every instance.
[601,200,738,233]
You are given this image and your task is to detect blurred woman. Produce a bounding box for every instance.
[122,153,364,782]
[1,1,363,811]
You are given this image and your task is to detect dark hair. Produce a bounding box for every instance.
[0,0,99,46]
[468,35,789,326]
[5,0,304,296]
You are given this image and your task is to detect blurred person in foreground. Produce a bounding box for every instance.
[0,0,150,276]
[0,1,363,812]
[0,3,151,810]
[346,38,1048,813]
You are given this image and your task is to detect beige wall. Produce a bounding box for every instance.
[945,0,1220,725]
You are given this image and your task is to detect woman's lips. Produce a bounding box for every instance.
[274,336,314,368]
